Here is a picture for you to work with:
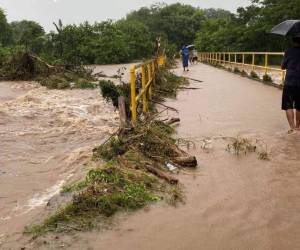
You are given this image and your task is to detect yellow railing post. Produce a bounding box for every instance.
[147,63,152,99]
[152,60,156,88]
[242,54,245,71]
[141,64,147,113]
[130,65,137,123]
[234,53,237,66]
[264,54,268,75]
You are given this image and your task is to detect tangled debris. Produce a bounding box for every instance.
[154,67,189,99]
[226,136,270,160]
[26,118,190,236]
[0,52,96,89]
[0,52,56,80]
[93,119,197,169]
[25,60,196,236]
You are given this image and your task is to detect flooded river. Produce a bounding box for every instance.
[2,63,300,249]
[0,66,121,248]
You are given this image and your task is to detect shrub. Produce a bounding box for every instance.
[75,78,96,89]
[262,74,272,82]
[250,71,259,79]
[234,67,241,73]
[241,70,248,76]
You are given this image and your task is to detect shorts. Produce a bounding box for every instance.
[282,85,300,110]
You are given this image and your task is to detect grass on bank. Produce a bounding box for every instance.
[25,164,164,235]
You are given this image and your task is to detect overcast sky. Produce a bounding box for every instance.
[0,0,250,31]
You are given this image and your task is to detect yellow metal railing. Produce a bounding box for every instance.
[199,52,286,85]
[130,55,166,123]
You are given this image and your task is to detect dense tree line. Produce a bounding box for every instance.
[195,0,300,52]
[0,0,299,66]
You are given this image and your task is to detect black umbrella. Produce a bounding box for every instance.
[271,20,300,37]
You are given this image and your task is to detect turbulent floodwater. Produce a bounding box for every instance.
[0,77,119,248]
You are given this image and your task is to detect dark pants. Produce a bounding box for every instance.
[282,85,300,110]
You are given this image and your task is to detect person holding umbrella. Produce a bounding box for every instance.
[281,36,300,133]
[271,21,300,133]
[181,45,190,72]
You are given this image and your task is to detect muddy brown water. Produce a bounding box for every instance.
[0,66,124,248]
[2,63,300,249]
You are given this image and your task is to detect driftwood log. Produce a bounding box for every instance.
[184,77,203,83]
[118,96,127,128]
[166,117,180,125]
[172,156,197,168]
[145,164,179,185]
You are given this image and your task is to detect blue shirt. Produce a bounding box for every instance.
[282,47,300,86]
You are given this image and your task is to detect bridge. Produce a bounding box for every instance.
[93,58,300,250]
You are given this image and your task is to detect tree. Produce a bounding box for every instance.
[0,8,12,46]
[116,20,153,60]
[10,20,45,53]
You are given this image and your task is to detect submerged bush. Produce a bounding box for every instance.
[263,74,272,83]
[233,67,241,74]
[250,71,259,79]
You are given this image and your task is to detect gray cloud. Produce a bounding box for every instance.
[0,0,250,31]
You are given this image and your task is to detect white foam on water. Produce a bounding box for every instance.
[23,174,74,213]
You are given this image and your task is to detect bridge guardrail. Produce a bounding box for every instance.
[130,55,166,123]
[199,52,286,85]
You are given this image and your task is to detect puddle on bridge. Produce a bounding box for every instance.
[3,63,300,250]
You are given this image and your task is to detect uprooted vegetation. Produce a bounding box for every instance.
[26,165,167,235]
[226,136,270,161]
[0,52,97,89]
[154,67,189,99]
[25,62,195,236]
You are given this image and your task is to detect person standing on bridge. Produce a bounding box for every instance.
[181,45,189,71]
[281,36,300,134]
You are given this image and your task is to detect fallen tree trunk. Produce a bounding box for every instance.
[172,156,197,168]
[184,77,203,83]
[178,87,202,90]
[145,164,179,185]
[166,118,180,125]
[151,100,179,112]
[29,54,56,69]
